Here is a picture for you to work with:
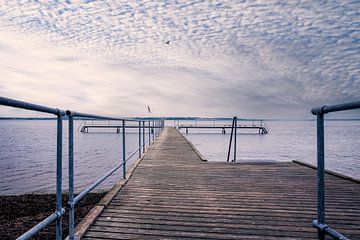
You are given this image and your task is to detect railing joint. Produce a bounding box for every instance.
[55,208,65,219]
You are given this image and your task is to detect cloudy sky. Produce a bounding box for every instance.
[0,0,359,118]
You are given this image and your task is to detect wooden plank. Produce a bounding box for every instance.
[82,127,360,239]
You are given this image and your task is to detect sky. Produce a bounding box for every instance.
[0,0,359,118]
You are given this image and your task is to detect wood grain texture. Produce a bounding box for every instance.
[83,127,360,239]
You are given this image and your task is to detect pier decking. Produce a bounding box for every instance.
[82,127,360,239]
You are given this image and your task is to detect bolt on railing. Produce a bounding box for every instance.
[311,100,360,240]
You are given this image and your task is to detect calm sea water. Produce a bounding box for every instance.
[0,120,359,194]
[0,120,151,194]
[181,120,360,180]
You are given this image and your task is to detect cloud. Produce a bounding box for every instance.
[0,0,359,118]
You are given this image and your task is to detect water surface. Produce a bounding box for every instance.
[0,120,151,194]
[181,120,360,179]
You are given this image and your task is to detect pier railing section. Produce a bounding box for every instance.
[175,118,269,134]
[0,96,66,240]
[0,96,164,240]
[311,100,360,240]
[66,111,163,240]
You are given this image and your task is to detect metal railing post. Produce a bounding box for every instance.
[152,120,155,141]
[234,116,237,162]
[68,115,75,240]
[148,120,151,145]
[226,117,235,162]
[316,113,325,240]
[138,121,141,158]
[142,121,145,153]
[56,115,63,240]
[122,120,126,179]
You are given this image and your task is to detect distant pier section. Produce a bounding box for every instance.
[177,119,269,134]
[79,118,269,134]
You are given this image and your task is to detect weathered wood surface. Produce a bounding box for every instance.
[83,127,360,239]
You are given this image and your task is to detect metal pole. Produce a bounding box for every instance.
[148,120,151,145]
[68,116,75,240]
[234,117,237,162]
[138,121,141,158]
[317,113,325,240]
[152,120,155,141]
[226,117,235,162]
[56,116,62,240]
[142,121,145,153]
[122,120,126,179]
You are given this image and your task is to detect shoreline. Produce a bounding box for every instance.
[0,192,106,239]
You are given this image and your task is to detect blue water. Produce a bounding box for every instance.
[181,120,360,180]
[0,120,152,194]
[0,120,359,194]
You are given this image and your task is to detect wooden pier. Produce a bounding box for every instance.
[81,127,360,239]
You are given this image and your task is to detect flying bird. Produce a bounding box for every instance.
[147,106,151,114]
[165,40,170,45]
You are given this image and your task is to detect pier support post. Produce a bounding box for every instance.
[56,115,62,240]
[138,121,141,158]
[148,121,151,146]
[142,121,145,153]
[227,117,235,162]
[122,120,126,179]
[68,115,75,240]
[234,116,237,162]
[152,121,155,141]
[316,113,325,240]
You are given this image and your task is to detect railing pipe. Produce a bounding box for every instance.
[311,100,360,115]
[311,100,359,240]
[55,116,63,240]
[66,110,139,122]
[122,120,126,179]
[234,116,237,162]
[316,113,325,240]
[0,96,65,116]
[312,221,350,240]
[142,121,145,153]
[68,115,75,240]
[1,97,165,240]
[16,210,65,240]
[152,121,155,141]
[138,121,141,158]
[73,163,123,205]
[226,117,235,162]
[148,121,151,145]
[73,142,143,205]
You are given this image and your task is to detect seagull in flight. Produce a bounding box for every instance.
[165,40,170,45]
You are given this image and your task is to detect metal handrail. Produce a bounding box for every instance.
[66,110,141,121]
[66,111,163,240]
[0,96,66,116]
[0,96,165,240]
[311,100,359,240]
[72,138,151,205]
[0,96,65,240]
[311,100,360,115]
